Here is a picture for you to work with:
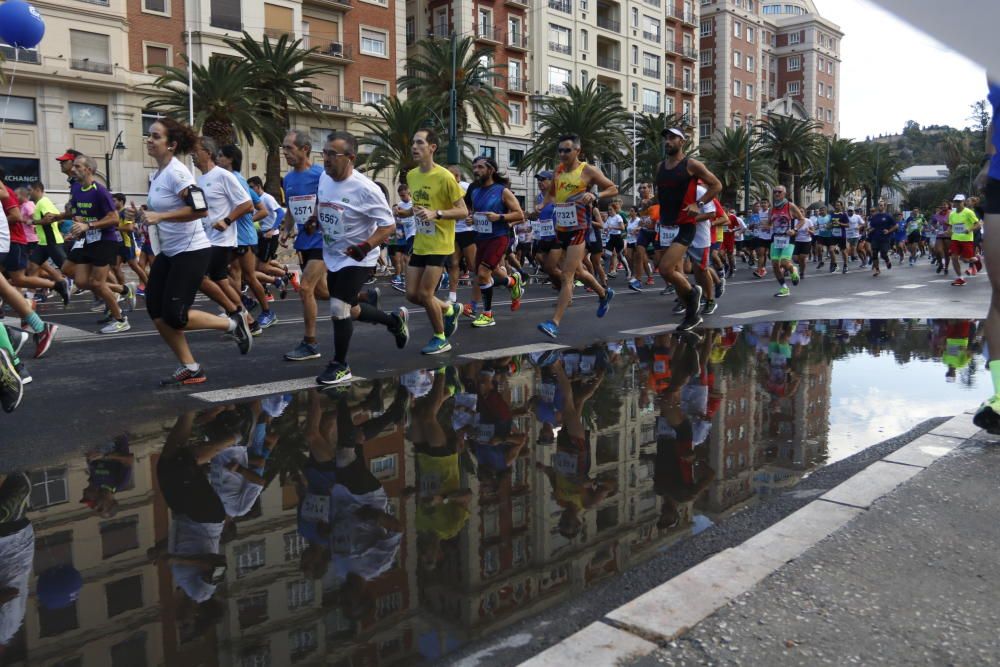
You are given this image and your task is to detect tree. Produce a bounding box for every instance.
[625,112,687,194]
[225,32,340,195]
[903,181,952,211]
[518,80,632,177]
[968,99,991,146]
[855,142,905,210]
[142,55,265,147]
[356,97,457,184]
[757,115,821,201]
[699,126,774,208]
[801,136,865,206]
[398,36,508,161]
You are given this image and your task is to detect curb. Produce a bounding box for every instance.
[519,412,981,666]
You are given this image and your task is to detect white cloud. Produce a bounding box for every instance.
[814,0,988,140]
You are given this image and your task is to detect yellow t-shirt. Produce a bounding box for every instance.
[948,208,978,243]
[406,164,464,256]
[32,196,63,246]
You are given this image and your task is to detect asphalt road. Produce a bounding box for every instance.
[1,258,989,466]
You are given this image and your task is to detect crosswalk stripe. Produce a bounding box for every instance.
[854,291,889,297]
[897,284,926,289]
[619,324,678,335]
[798,298,844,306]
[191,375,366,402]
[723,310,781,319]
[460,343,567,360]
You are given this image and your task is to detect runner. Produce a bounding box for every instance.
[767,185,804,297]
[142,117,247,386]
[792,209,814,279]
[752,201,772,278]
[906,207,926,265]
[463,155,525,329]
[404,128,467,354]
[26,181,70,305]
[447,167,475,307]
[948,194,982,286]
[280,129,329,361]
[389,183,415,292]
[653,127,723,331]
[845,207,864,272]
[536,134,617,338]
[867,202,898,277]
[111,193,150,294]
[312,131,409,385]
[603,199,628,278]
[528,170,562,289]
[246,176,288,294]
[632,184,658,289]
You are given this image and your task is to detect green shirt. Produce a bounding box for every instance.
[948,208,978,243]
[32,196,63,246]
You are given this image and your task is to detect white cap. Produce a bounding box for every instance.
[953,194,966,201]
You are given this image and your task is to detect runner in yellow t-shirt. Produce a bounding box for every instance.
[405,129,468,355]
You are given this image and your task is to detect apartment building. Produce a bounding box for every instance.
[697,0,842,140]
[0,0,407,200]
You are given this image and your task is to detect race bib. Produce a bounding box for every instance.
[928,234,937,244]
[473,213,493,235]
[415,217,436,236]
[317,202,343,243]
[301,493,330,523]
[952,224,965,235]
[554,203,577,229]
[537,382,556,403]
[830,227,842,237]
[658,225,679,247]
[289,195,316,225]
[653,359,667,375]
[85,227,102,244]
[537,219,555,238]
[72,237,85,250]
[418,471,443,495]
[476,422,495,443]
[553,451,578,477]
[772,236,789,249]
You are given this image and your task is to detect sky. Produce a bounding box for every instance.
[814,0,988,141]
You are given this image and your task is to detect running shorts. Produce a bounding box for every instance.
[206,245,235,282]
[605,235,624,252]
[326,265,372,305]
[68,240,117,267]
[949,240,975,260]
[409,253,449,268]
[475,236,508,271]
[557,229,587,249]
[456,230,477,250]
[769,241,794,262]
[793,241,812,256]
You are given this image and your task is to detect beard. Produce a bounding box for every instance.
[665,145,680,156]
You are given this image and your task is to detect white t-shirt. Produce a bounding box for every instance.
[169,514,225,602]
[148,157,211,256]
[209,446,265,518]
[605,213,624,234]
[0,203,9,255]
[196,166,250,248]
[848,214,864,237]
[693,185,715,248]
[259,192,281,233]
[626,218,641,243]
[794,218,814,242]
[395,200,415,240]
[316,170,394,272]
[0,524,33,645]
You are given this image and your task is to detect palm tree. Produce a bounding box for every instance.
[855,142,905,210]
[518,80,632,176]
[224,32,339,195]
[398,36,508,160]
[757,115,821,201]
[803,136,864,206]
[142,55,265,146]
[625,112,687,194]
[356,97,441,184]
[699,126,775,208]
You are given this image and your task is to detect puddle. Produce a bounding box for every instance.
[0,319,985,665]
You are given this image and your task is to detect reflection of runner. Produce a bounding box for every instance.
[0,473,33,652]
[974,82,1000,433]
[942,320,974,383]
[80,435,135,517]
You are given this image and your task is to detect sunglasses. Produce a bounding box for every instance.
[557,147,574,154]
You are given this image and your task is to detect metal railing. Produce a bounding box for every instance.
[507,32,529,49]
[508,77,529,93]
[642,67,661,78]
[314,43,353,59]
[548,83,568,95]
[0,45,41,64]
[548,0,572,12]
[642,103,659,113]
[428,24,450,38]
[642,30,661,42]
[597,16,621,32]
[641,0,660,7]
[673,43,697,59]
[70,59,112,74]
[597,55,620,71]
[549,41,571,55]
[476,24,502,41]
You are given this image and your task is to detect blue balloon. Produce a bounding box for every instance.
[0,0,46,50]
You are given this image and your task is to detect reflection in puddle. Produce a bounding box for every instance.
[0,319,984,665]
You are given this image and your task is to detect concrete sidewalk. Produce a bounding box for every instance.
[523,413,1000,666]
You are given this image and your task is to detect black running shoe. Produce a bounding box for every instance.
[0,350,24,413]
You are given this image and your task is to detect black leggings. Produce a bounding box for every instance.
[146,248,212,329]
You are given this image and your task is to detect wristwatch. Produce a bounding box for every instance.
[223,217,232,226]
[435,210,443,220]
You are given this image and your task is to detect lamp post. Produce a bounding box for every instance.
[743,115,754,215]
[104,130,126,191]
[447,32,459,165]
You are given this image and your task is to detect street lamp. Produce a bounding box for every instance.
[743,115,755,215]
[104,130,126,191]
[447,32,459,165]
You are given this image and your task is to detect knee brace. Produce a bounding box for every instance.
[163,300,190,330]
[330,297,352,320]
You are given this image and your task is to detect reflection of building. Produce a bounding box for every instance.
[705,371,757,515]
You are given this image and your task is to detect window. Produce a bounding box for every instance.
[733,20,742,38]
[746,55,754,71]
[666,62,675,81]
[70,30,111,74]
[631,82,638,102]
[143,0,168,13]
[746,83,754,99]
[787,55,800,71]
[642,88,660,113]
[478,8,492,36]
[264,2,293,38]
[287,579,315,610]
[817,56,824,72]
[642,52,660,77]
[111,632,147,667]
[746,26,754,43]
[144,44,170,73]
[733,80,742,97]
[632,45,639,66]
[827,108,833,122]
[106,576,143,617]
[210,0,241,30]
[580,29,588,50]
[787,80,800,95]
[699,117,713,138]
[362,80,388,104]
[733,117,742,129]
[789,31,801,45]
[29,468,68,508]
[237,591,269,629]
[235,540,267,578]
[580,69,588,86]
[479,145,496,159]
[631,7,639,26]
[733,50,741,68]
[509,16,523,45]
[284,530,307,561]
[101,517,139,558]
[548,24,571,54]
[700,19,713,36]
[827,61,833,74]
[699,78,713,96]
[548,65,570,93]
[405,16,415,44]
[817,82,824,96]
[40,602,78,637]
[580,0,588,9]
[509,148,524,167]
[290,626,318,659]
[828,85,833,98]
[816,107,823,120]
[361,28,387,56]
[644,16,660,41]
[666,96,675,114]
[820,33,827,47]
[699,49,712,67]
[1,96,35,124]
[683,67,692,89]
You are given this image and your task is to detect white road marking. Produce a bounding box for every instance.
[619,324,678,335]
[929,279,954,283]
[191,375,365,402]
[2,316,95,341]
[896,284,926,289]
[798,298,844,306]
[723,310,781,319]
[460,343,567,360]
[854,291,889,297]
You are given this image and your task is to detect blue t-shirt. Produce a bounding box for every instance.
[283,165,324,251]
[232,171,261,247]
[470,183,509,240]
[868,212,896,239]
[989,82,1000,180]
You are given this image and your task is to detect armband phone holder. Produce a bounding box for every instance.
[186,186,209,212]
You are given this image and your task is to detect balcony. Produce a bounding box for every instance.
[597,55,620,71]
[548,83,568,95]
[505,0,530,6]
[428,24,450,38]
[671,7,696,25]
[304,0,353,10]
[0,45,41,64]
[642,103,659,113]
[681,79,696,93]
[548,0,571,13]
[642,30,661,43]
[507,32,529,50]
[666,76,680,90]
[70,58,112,75]
[642,67,660,78]
[308,42,354,63]
[597,16,621,32]
[674,43,697,59]
[475,24,502,43]
[405,31,415,45]
[641,0,660,6]
[314,95,356,114]
[508,77,529,94]
[549,41,571,55]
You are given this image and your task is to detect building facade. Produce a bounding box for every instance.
[697,0,842,141]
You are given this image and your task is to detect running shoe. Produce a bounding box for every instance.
[265,293,275,303]
[830,263,837,273]
[54,279,71,307]
[444,303,461,338]
[0,350,23,413]
[886,258,892,270]
[136,285,145,297]
[774,286,790,297]
[462,302,476,318]
[230,313,252,355]
[99,318,131,334]
[645,277,655,286]
[817,261,825,269]
[249,320,262,337]
[510,272,524,311]
[671,301,687,315]
[289,271,301,292]
[574,280,584,288]
[608,270,618,278]
[597,287,615,318]
[952,278,966,286]
[6,326,28,357]
[285,340,320,361]
[14,361,30,385]
[439,273,450,291]
[537,320,559,338]
[33,322,58,359]
[702,300,718,315]
[628,278,642,292]
[715,275,726,298]
[392,307,409,349]
[160,366,207,387]
[842,265,848,274]
[687,285,703,316]
[258,310,278,328]
[421,336,452,355]
[316,361,353,386]
[973,395,1000,434]
[753,268,766,278]
[661,284,676,296]
[391,279,407,293]
[241,294,258,312]
[965,266,978,276]
[790,270,800,286]
[126,282,138,311]
[363,275,376,285]
[472,312,496,327]
[676,312,703,332]
[367,287,381,311]
[275,277,288,300]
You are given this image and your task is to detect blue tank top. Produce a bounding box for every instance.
[471,183,509,239]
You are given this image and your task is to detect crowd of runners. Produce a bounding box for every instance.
[0,119,994,414]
